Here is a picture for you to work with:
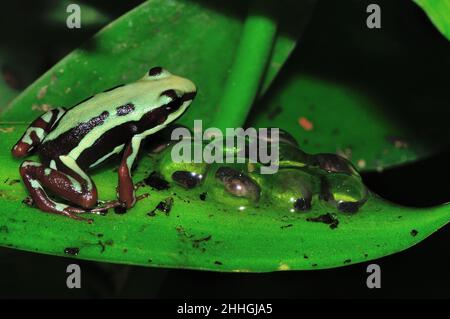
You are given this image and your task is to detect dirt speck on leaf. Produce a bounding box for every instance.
[192,235,212,249]
[32,104,52,112]
[7,179,20,186]
[143,171,170,190]
[37,85,48,99]
[98,239,114,253]
[148,197,174,217]
[386,135,409,149]
[306,213,339,229]
[64,247,80,256]
[298,116,313,131]
[267,105,282,120]
[0,127,14,133]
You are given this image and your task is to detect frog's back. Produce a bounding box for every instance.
[38,85,145,166]
[37,72,196,168]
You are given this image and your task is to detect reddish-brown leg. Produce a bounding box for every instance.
[19,160,97,221]
[117,137,148,209]
[12,108,66,158]
[118,142,137,208]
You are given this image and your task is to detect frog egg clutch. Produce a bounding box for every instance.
[150,129,368,214]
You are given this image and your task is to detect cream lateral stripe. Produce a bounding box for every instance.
[29,178,41,189]
[43,72,194,145]
[37,107,65,125]
[23,161,41,168]
[68,113,169,158]
[66,175,82,193]
[30,178,68,212]
[125,137,142,172]
[54,202,69,212]
[53,108,66,123]
[22,127,45,145]
[89,144,125,168]
[52,78,191,158]
[122,122,170,171]
[66,111,142,159]
[41,111,53,123]
[44,84,139,145]
[59,155,93,191]
[43,165,81,192]
[50,160,57,169]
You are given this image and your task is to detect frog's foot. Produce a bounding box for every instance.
[63,207,94,223]
[92,193,149,213]
[19,159,98,222]
[136,193,150,201]
[90,200,123,213]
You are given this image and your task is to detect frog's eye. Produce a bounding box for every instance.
[148,66,163,76]
[160,89,182,112]
[147,66,172,80]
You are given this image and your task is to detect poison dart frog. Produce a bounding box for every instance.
[11,67,196,221]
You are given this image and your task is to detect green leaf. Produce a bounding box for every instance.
[1,125,449,271]
[414,0,450,41]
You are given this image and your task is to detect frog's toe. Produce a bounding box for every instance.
[61,207,94,222]
[90,200,123,213]
[136,193,150,201]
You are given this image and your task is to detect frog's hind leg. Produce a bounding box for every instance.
[19,157,98,221]
[12,107,66,158]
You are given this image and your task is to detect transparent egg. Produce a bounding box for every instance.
[320,173,368,213]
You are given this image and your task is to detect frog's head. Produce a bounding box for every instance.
[140,66,197,124]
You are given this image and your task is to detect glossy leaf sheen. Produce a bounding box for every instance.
[414,0,450,41]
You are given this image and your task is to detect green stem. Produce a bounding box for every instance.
[213,0,278,131]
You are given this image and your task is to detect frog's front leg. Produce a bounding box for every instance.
[19,156,98,221]
[12,108,66,158]
[118,136,145,208]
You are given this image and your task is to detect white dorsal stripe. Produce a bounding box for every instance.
[59,155,93,191]
[89,144,125,169]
